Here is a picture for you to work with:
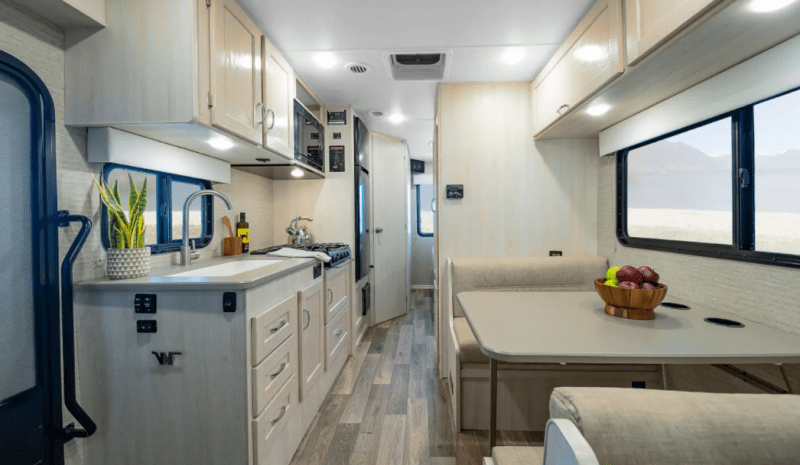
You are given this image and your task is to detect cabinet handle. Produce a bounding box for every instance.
[256,102,266,125]
[333,328,344,336]
[557,104,570,116]
[270,405,287,426]
[266,109,275,130]
[269,362,287,379]
[328,289,334,305]
[270,320,287,333]
[303,308,310,329]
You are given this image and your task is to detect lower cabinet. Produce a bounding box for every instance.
[298,279,324,400]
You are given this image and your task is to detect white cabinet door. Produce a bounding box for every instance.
[210,0,264,144]
[625,0,721,66]
[533,0,624,135]
[262,36,294,158]
[297,280,323,400]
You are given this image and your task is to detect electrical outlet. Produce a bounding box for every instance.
[549,251,563,257]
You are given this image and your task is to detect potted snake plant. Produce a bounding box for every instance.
[92,173,151,279]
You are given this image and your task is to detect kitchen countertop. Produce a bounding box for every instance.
[74,254,318,291]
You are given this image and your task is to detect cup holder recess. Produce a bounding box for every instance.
[704,317,745,328]
[660,302,690,310]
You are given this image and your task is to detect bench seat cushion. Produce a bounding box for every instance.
[453,316,489,363]
[492,446,544,465]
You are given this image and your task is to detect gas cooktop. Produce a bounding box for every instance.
[250,243,351,268]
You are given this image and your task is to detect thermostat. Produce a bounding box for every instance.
[446,185,464,199]
[327,110,347,125]
[329,146,345,172]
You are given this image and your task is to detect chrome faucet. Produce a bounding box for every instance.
[181,190,232,266]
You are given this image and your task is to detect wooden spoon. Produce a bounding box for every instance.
[222,216,235,238]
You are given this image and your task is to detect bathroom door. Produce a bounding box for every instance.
[0,52,63,464]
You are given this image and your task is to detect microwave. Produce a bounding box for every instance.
[294,99,324,172]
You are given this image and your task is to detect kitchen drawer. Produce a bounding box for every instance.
[324,265,348,324]
[251,294,296,367]
[253,374,297,465]
[324,303,349,370]
[252,333,298,417]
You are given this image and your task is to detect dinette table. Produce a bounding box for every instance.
[458,291,800,449]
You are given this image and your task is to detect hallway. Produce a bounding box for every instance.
[289,290,543,465]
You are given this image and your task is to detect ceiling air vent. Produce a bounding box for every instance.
[386,52,450,81]
[347,63,371,74]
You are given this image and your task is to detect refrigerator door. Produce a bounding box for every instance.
[354,116,369,171]
[355,167,370,282]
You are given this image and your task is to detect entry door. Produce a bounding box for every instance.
[371,134,409,324]
[0,54,62,464]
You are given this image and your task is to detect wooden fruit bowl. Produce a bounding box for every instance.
[594,278,668,320]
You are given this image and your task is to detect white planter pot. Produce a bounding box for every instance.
[106,247,151,280]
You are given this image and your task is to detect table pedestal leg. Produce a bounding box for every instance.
[490,357,497,450]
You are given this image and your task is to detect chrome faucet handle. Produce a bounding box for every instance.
[190,239,200,260]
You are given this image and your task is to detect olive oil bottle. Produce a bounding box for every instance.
[237,212,250,253]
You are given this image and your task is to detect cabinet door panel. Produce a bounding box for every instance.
[210,0,263,144]
[262,37,294,158]
[298,280,323,400]
[625,0,721,65]
[533,0,623,134]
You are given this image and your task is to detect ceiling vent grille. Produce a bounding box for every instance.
[347,63,370,74]
[386,52,449,81]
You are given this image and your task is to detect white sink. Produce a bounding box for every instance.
[167,260,281,278]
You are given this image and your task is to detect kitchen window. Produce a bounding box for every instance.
[417,184,434,237]
[617,86,800,268]
[101,164,213,254]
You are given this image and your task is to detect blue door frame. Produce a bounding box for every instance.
[0,49,63,465]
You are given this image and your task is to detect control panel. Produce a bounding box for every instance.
[137,320,157,333]
[223,292,236,313]
[446,184,464,199]
[327,109,347,125]
[134,294,157,313]
[329,146,345,172]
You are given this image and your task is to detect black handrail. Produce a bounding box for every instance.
[57,211,97,442]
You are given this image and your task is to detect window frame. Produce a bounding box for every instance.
[616,88,800,269]
[101,163,213,254]
[416,184,434,238]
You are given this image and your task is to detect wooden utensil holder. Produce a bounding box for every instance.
[223,237,242,256]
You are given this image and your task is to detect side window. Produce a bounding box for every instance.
[102,165,212,253]
[417,184,434,237]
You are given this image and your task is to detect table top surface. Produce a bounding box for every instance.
[458,291,800,364]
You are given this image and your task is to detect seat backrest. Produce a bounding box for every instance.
[451,256,608,318]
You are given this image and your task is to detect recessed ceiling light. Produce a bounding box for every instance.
[291,168,304,177]
[501,48,526,65]
[388,113,405,124]
[749,0,797,11]
[208,136,234,151]
[586,103,612,117]
[574,45,607,63]
[314,52,338,68]
[370,110,384,117]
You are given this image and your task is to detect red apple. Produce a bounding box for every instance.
[638,266,660,284]
[618,281,638,290]
[616,266,644,284]
[640,282,656,290]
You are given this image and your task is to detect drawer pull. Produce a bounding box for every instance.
[269,362,287,379]
[328,288,334,305]
[303,309,310,329]
[270,406,287,426]
[270,321,287,333]
[557,104,570,116]
[333,328,344,336]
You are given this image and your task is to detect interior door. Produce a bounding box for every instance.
[298,280,323,400]
[371,134,410,324]
[210,0,264,144]
[0,53,62,465]
[262,36,293,157]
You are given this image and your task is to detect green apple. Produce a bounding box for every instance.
[604,279,619,287]
[606,266,621,281]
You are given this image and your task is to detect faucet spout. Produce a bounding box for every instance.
[181,189,232,266]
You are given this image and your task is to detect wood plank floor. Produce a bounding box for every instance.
[289,290,542,465]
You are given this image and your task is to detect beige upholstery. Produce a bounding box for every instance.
[492,446,544,465]
[451,256,608,318]
[550,387,800,465]
[453,316,489,363]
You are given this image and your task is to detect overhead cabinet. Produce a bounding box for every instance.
[532,0,624,135]
[65,0,300,168]
[624,0,722,65]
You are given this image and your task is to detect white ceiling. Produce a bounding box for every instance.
[238,0,595,161]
